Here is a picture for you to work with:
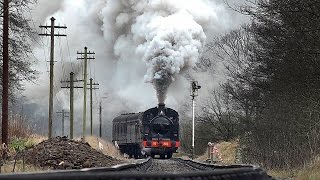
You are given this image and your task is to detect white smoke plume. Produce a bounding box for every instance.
[139,10,206,103]
[101,0,213,103]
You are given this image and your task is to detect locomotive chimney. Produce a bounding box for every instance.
[158,103,165,115]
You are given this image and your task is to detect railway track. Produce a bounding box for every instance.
[0,157,275,180]
[145,158,204,172]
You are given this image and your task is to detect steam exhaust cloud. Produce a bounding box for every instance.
[101,0,212,104]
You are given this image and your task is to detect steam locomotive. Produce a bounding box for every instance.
[112,103,180,159]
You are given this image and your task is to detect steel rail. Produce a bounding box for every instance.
[175,158,257,170]
[0,157,275,180]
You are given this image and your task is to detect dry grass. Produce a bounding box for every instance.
[215,141,239,164]
[9,122,30,139]
[268,169,296,179]
[0,160,48,173]
[27,134,47,145]
[2,134,49,174]
[8,116,34,140]
[294,158,320,180]
[264,157,320,179]
[196,140,239,164]
[84,136,125,160]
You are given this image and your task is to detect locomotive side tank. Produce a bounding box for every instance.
[112,103,179,159]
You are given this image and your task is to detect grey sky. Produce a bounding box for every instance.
[23,0,250,138]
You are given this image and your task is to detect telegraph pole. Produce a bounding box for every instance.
[77,47,95,139]
[69,72,74,139]
[88,78,99,136]
[61,72,83,139]
[39,17,67,138]
[56,110,69,136]
[2,0,9,145]
[99,97,107,138]
[99,102,102,138]
[190,81,201,160]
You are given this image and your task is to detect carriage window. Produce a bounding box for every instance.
[116,124,119,136]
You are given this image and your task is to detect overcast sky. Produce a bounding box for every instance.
[22,0,250,138]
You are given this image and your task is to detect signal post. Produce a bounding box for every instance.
[191,81,201,159]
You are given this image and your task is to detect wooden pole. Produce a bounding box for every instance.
[70,72,74,139]
[2,0,9,145]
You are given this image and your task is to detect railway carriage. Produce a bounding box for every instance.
[112,104,180,159]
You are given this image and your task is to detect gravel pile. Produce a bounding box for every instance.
[22,136,123,169]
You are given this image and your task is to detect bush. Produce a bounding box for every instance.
[9,138,35,152]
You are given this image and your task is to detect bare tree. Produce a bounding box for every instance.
[211,0,320,169]
[198,89,239,142]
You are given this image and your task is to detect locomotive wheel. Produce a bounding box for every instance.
[167,152,172,159]
[151,154,155,158]
[160,154,165,159]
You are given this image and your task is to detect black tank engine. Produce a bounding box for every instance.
[112,103,179,159]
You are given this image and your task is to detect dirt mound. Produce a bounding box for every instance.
[22,136,123,169]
